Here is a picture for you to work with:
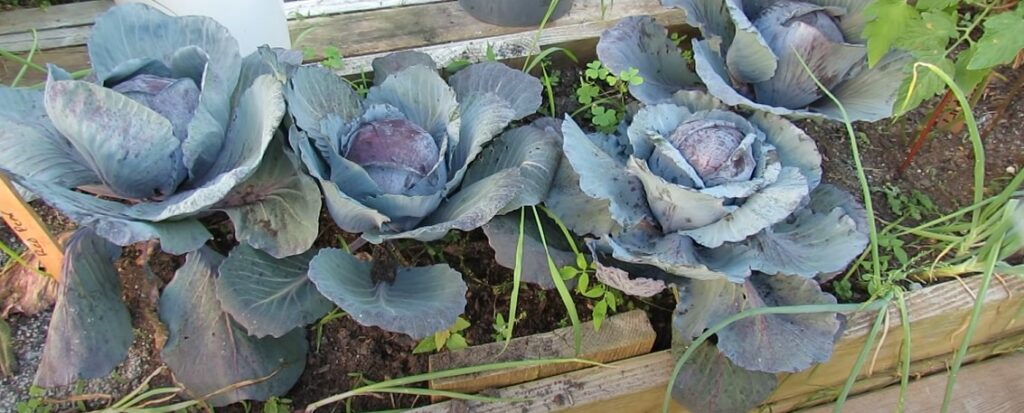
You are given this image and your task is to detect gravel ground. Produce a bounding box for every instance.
[0,311,51,412]
[0,311,158,411]
[1,203,154,411]
[0,223,15,270]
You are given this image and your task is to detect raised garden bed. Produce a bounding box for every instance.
[0,0,1022,412]
[412,275,1024,412]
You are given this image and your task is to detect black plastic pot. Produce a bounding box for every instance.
[458,0,574,27]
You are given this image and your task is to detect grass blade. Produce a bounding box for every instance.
[531,206,582,353]
[896,290,911,412]
[306,357,602,412]
[502,208,527,352]
[11,29,39,87]
[832,298,890,411]
[940,231,1004,412]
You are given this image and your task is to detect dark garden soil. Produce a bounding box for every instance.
[0,61,1021,411]
[802,69,1024,220]
[803,66,1024,294]
[280,211,677,412]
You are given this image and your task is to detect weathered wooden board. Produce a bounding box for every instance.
[0,0,684,85]
[0,0,112,37]
[283,0,449,18]
[0,46,89,86]
[777,331,1024,411]
[429,310,656,398]
[801,351,1024,413]
[292,0,680,76]
[411,275,1024,412]
[0,0,450,52]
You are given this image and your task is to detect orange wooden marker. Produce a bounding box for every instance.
[0,174,63,279]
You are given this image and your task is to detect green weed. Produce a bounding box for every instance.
[572,60,643,133]
[413,317,471,354]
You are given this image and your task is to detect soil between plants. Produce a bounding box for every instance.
[0,64,1020,411]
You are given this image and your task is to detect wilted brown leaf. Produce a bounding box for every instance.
[0,256,57,317]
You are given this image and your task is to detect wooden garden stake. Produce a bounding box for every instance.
[0,174,63,279]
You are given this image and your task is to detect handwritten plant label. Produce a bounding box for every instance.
[0,175,63,278]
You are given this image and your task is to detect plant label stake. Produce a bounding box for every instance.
[0,174,63,279]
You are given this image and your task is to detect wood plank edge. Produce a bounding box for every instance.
[0,0,451,52]
[283,0,450,19]
[330,10,684,76]
[427,310,655,398]
[0,0,112,36]
[408,276,1024,413]
[780,330,1024,412]
[798,347,1024,412]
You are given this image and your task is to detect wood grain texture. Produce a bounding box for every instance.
[801,351,1024,413]
[283,0,449,18]
[772,331,1024,411]
[428,310,655,398]
[297,0,681,76]
[411,275,1024,413]
[0,0,444,51]
[0,0,112,36]
[0,46,90,86]
[0,0,680,75]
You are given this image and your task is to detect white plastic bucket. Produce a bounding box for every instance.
[112,0,291,55]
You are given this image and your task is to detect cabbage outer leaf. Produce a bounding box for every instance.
[364,168,525,242]
[449,62,543,119]
[604,228,727,282]
[679,167,809,248]
[160,248,307,407]
[560,117,650,229]
[126,75,285,221]
[372,50,437,85]
[308,248,468,339]
[88,3,240,134]
[0,87,97,197]
[366,65,457,139]
[319,178,392,233]
[545,159,621,236]
[215,141,322,258]
[462,121,562,215]
[597,16,701,104]
[703,184,869,278]
[286,65,363,134]
[216,245,333,338]
[34,229,132,387]
[674,275,841,373]
[444,92,516,192]
[4,173,210,254]
[669,340,777,413]
[692,38,909,121]
[722,0,777,85]
[44,79,184,200]
[483,210,577,290]
[663,0,734,41]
